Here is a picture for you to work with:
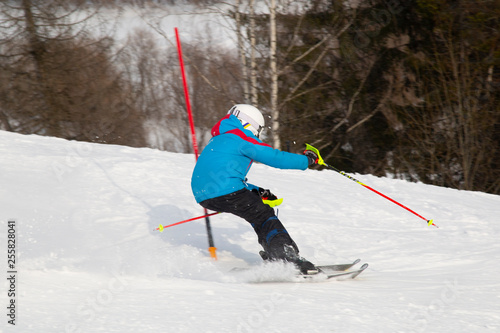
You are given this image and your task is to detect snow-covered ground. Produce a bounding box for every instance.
[1,130,499,332]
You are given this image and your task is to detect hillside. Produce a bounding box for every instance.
[1,130,499,332]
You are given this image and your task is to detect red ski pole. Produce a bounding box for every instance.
[306,144,438,228]
[155,212,221,232]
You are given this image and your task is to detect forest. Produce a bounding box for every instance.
[0,0,498,194]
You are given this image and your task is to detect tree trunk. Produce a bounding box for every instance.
[269,0,280,148]
[249,0,258,106]
[235,0,250,103]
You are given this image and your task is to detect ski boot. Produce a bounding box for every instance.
[261,244,319,275]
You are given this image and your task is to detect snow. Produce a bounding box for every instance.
[1,130,499,332]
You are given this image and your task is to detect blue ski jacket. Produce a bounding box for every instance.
[191,114,309,203]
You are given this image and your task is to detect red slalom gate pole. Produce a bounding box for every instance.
[175,27,218,259]
[175,27,199,158]
[155,212,221,232]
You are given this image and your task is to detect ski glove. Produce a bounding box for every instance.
[304,150,319,166]
[252,188,277,200]
[252,188,283,207]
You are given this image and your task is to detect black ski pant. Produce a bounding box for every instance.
[199,188,298,256]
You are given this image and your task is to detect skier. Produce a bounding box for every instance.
[191,104,319,274]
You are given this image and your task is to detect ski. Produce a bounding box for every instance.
[231,258,361,273]
[315,258,361,272]
[325,263,368,279]
[301,263,369,280]
[230,259,368,281]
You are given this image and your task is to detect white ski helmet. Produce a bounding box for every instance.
[227,104,265,138]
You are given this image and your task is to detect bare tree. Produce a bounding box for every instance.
[0,0,146,146]
[118,10,245,152]
[117,28,188,151]
[223,0,356,149]
[269,0,279,147]
[235,0,250,102]
[393,0,499,193]
[248,0,258,106]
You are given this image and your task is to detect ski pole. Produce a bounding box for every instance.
[155,212,221,232]
[306,144,437,228]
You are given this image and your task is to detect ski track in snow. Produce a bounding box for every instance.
[1,130,499,332]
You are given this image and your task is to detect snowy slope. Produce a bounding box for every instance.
[1,130,499,333]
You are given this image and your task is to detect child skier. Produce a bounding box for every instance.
[191,104,319,274]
